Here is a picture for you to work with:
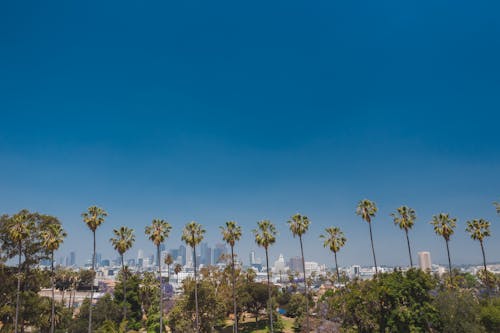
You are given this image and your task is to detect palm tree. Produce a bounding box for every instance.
[494,201,500,215]
[220,221,242,333]
[110,226,135,322]
[7,210,34,333]
[145,219,172,333]
[391,206,416,267]
[320,227,347,283]
[174,263,182,283]
[356,199,379,275]
[181,221,205,332]
[253,220,277,333]
[165,254,173,282]
[465,219,491,275]
[81,206,107,333]
[41,222,67,333]
[430,213,457,280]
[287,214,311,332]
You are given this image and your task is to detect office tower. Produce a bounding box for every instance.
[95,252,102,267]
[250,250,256,265]
[186,245,193,268]
[200,242,212,266]
[170,248,179,262]
[288,256,302,273]
[179,245,186,265]
[138,249,144,269]
[101,259,110,267]
[213,243,227,264]
[418,251,432,271]
[70,251,76,266]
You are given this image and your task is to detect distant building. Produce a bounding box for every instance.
[418,252,432,271]
[179,245,186,265]
[200,242,212,266]
[213,243,227,264]
[70,251,76,266]
[288,256,302,273]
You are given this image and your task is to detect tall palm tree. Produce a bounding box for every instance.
[430,213,457,280]
[391,206,416,267]
[465,219,491,275]
[165,254,173,282]
[356,199,379,275]
[110,226,135,322]
[287,214,311,332]
[81,206,107,333]
[253,220,277,333]
[145,219,172,333]
[320,226,347,283]
[220,221,242,333]
[41,222,67,333]
[181,221,205,333]
[174,263,182,283]
[7,210,34,333]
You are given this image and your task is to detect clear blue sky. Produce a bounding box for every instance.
[1,1,499,267]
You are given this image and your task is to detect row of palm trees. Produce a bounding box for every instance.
[7,200,497,333]
[83,200,497,333]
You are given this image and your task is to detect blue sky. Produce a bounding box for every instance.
[1,1,499,267]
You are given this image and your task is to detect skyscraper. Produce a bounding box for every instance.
[213,243,227,264]
[69,251,76,266]
[200,242,212,266]
[179,245,186,265]
[418,251,432,272]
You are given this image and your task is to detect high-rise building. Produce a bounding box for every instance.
[213,243,227,264]
[200,242,212,266]
[288,256,302,273]
[170,248,180,263]
[179,245,186,265]
[95,252,102,267]
[418,251,432,271]
[250,250,256,265]
[186,245,193,268]
[69,251,76,266]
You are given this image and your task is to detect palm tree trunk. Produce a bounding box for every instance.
[299,236,309,333]
[368,222,378,275]
[405,229,413,267]
[265,248,273,333]
[51,251,55,333]
[194,245,200,333]
[68,286,72,309]
[334,251,340,284]
[158,245,163,333]
[480,240,487,274]
[445,239,452,281]
[88,231,95,333]
[121,254,127,322]
[231,245,238,333]
[15,243,21,333]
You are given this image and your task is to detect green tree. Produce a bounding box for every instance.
[164,253,173,283]
[145,218,172,333]
[320,226,347,283]
[174,263,182,283]
[110,226,135,322]
[6,210,35,333]
[220,220,242,333]
[391,205,416,267]
[430,213,457,281]
[356,199,379,275]
[40,221,67,333]
[434,289,484,333]
[287,213,311,333]
[82,205,107,333]
[253,219,277,333]
[181,221,205,332]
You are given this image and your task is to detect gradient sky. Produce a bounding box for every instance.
[1,1,499,268]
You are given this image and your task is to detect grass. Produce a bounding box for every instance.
[218,315,294,333]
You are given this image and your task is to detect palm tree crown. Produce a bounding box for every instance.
[181,221,205,248]
[8,210,34,245]
[41,223,67,253]
[320,227,347,254]
[287,213,310,238]
[145,219,172,247]
[430,213,456,241]
[356,199,378,223]
[220,221,242,247]
[253,220,277,249]
[391,206,416,231]
[81,206,107,232]
[466,219,491,242]
[110,227,135,256]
